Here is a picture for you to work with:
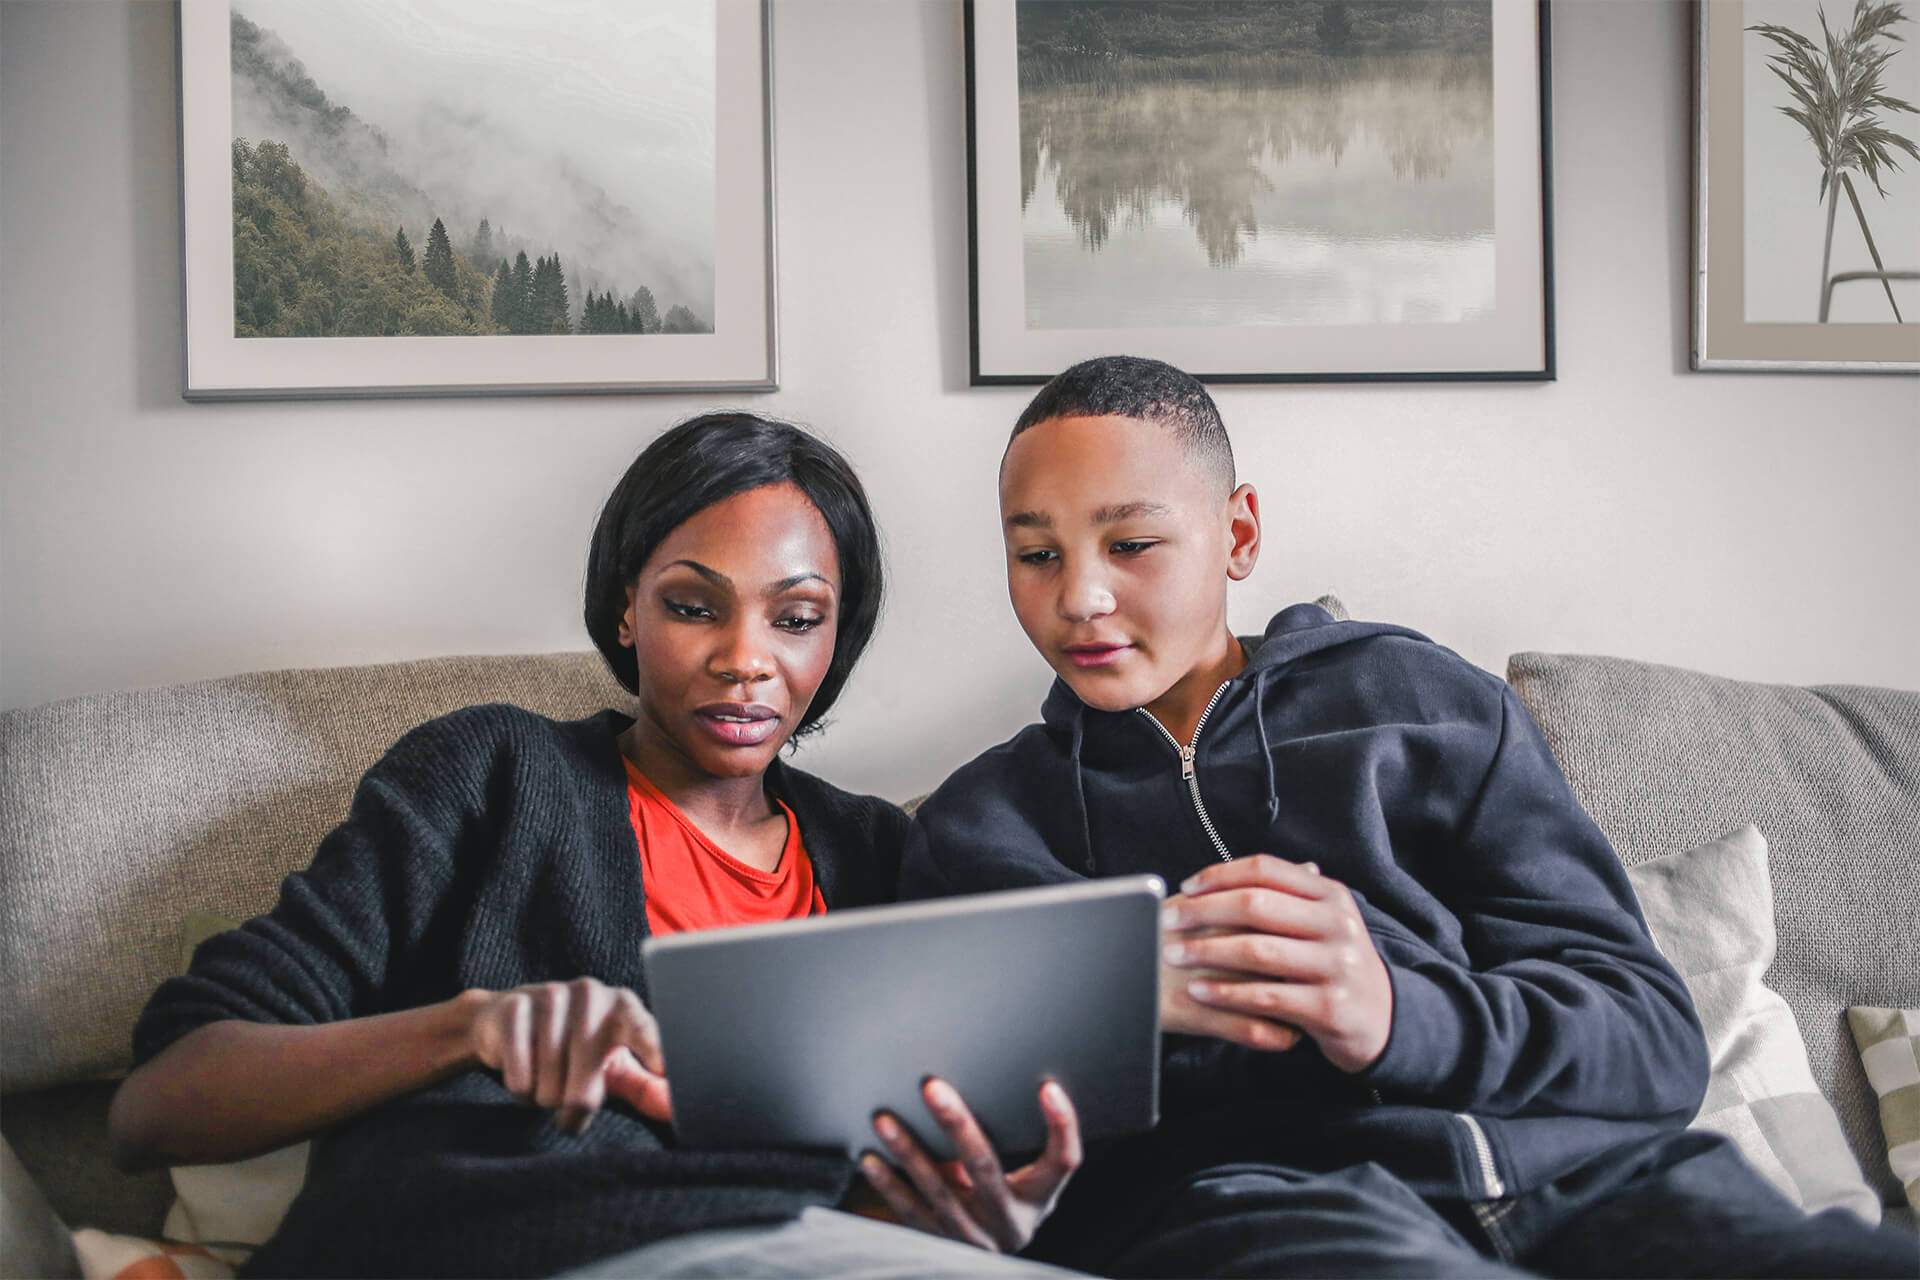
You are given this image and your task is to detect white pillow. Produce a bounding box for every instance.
[161,1141,309,1264]
[1626,825,1880,1223]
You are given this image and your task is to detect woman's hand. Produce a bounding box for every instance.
[859,1078,1081,1254]
[465,978,673,1132]
[1160,855,1393,1072]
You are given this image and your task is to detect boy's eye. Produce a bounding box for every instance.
[1110,540,1155,556]
[664,599,714,620]
[1016,549,1058,566]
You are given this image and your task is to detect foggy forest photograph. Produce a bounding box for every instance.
[227,0,717,340]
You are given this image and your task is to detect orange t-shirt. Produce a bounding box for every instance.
[625,760,825,937]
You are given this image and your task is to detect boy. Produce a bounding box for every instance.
[900,356,1914,1277]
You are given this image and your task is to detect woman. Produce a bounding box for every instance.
[108,413,1077,1278]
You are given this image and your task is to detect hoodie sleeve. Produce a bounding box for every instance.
[1358,687,1708,1123]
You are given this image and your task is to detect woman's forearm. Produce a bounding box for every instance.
[108,991,488,1170]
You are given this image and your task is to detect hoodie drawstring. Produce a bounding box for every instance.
[1253,667,1280,823]
[1068,713,1097,875]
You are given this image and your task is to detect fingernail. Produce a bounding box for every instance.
[1163,941,1188,964]
[1303,861,1320,874]
[1180,875,1200,894]
[1161,903,1184,928]
[875,1115,900,1141]
[1188,979,1212,1000]
[860,1153,884,1175]
[926,1079,958,1110]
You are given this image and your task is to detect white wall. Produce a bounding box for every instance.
[4,0,1917,804]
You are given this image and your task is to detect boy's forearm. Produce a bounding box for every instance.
[109,993,486,1170]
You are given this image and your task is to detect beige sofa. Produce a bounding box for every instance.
[2,643,1914,1275]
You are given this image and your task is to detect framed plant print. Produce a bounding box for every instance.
[1694,0,1920,371]
[177,0,777,399]
[964,0,1555,384]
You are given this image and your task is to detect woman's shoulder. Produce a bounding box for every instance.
[365,704,631,793]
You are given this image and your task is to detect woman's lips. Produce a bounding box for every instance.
[1064,643,1131,669]
[694,703,780,746]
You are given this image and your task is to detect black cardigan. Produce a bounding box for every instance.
[132,705,908,1279]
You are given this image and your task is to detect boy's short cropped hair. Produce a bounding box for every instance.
[1008,355,1235,494]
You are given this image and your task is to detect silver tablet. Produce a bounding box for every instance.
[642,876,1164,1161]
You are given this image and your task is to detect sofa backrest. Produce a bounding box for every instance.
[0,653,632,1094]
[1507,650,1920,1207]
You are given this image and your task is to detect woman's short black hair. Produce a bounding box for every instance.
[584,412,883,739]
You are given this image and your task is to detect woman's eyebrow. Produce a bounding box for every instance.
[767,572,833,596]
[667,559,730,587]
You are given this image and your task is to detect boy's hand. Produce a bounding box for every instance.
[860,1077,1081,1254]
[466,978,673,1132]
[1159,855,1393,1073]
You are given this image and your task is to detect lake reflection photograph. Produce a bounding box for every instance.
[1016,0,1495,330]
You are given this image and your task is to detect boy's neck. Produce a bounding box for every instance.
[1142,629,1248,745]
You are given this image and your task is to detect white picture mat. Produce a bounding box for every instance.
[968,0,1550,382]
[178,0,776,398]
[1693,0,1920,371]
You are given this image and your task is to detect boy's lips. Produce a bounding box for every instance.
[1063,642,1132,669]
[694,702,781,746]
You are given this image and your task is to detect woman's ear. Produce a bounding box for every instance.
[1226,484,1261,582]
[617,585,639,647]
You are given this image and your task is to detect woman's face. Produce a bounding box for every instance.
[620,482,842,781]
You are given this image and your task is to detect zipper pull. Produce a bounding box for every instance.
[1180,746,1196,780]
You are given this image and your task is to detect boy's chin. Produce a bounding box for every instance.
[1056,668,1159,715]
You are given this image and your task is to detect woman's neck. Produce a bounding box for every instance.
[617,722,778,837]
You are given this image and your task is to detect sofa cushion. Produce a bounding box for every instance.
[0,652,631,1094]
[1847,1005,1920,1215]
[1506,652,1920,1207]
[1626,826,1877,1222]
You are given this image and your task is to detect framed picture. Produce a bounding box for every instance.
[1694,0,1920,370]
[964,0,1554,384]
[177,0,776,399]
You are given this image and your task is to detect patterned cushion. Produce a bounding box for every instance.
[1627,826,1877,1222]
[1507,652,1920,1208]
[1847,1006,1920,1214]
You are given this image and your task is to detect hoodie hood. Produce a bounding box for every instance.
[1035,601,1433,873]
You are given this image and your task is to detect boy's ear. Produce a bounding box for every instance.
[1226,484,1260,582]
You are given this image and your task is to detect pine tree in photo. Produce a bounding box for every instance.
[510,251,534,334]
[531,254,570,333]
[661,303,704,333]
[472,218,494,270]
[394,226,415,273]
[490,259,513,331]
[629,285,659,334]
[422,217,457,296]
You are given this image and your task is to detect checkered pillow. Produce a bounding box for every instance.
[1847,1006,1920,1214]
[1626,826,1880,1222]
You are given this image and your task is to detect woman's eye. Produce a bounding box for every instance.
[774,614,825,633]
[1017,549,1058,566]
[1111,540,1154,556]
[664,600,713,620]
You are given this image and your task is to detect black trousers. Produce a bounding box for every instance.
[1049,1131,1919,1279]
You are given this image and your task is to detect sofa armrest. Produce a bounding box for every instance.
[2,1134,79,1279]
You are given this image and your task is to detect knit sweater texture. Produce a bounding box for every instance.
[132,704,907,1279]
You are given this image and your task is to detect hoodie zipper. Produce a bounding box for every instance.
[1456,1113,1506,1198]
[1138,683,1233,862]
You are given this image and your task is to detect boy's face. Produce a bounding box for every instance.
[999,414,1259,726]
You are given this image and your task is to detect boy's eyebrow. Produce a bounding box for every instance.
[1004,510,1052,530]
[1092,501,1172,523]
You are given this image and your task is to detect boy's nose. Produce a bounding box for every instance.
[1059,567,1117,622]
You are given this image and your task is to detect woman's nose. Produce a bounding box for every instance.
[709,622,775,684]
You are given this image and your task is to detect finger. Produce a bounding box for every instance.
[500,993,535,1099]
[1165,930,1335,982]
[923,1079,1015,1242]
[858,1153,940,1237]
[1180,854,1330,900]
[1009,1080,1082,1202]
[532,986,568,1109]
[1187,974,1335,1038]
[1168,986,1304,1052]
[872,1112,995,1250]
[605,1048,674,1124]
[1163,885,1336,939]
[610,990,667,1077]
[559,981,615,1134]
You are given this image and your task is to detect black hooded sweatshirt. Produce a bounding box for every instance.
[902,603,1709,1250]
